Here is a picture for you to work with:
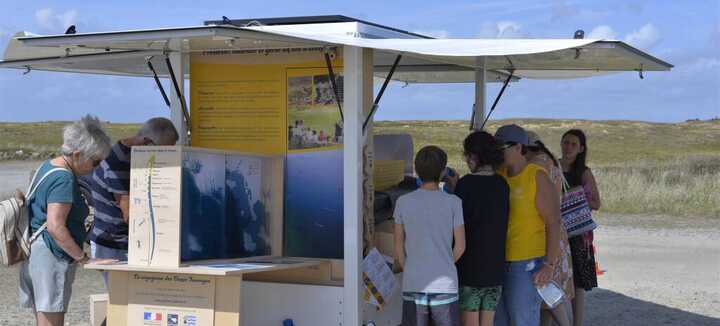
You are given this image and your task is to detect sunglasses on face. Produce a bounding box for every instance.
[500,142,517,150]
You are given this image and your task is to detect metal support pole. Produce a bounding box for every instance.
[472,57,487,131]
[167,39,188,145]
[343,45,372,326]
[146,58,171,107]
[363,54,401,132]
[324,50,344,122]
[480,70,514,130]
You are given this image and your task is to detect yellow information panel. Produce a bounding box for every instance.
[190,64,286,154]
[190,52,343,155]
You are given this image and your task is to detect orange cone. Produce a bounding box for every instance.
[593,244,606,276]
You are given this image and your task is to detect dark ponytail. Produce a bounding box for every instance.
[562,129,588,180]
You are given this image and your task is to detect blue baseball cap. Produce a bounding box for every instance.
[494,124,529,145]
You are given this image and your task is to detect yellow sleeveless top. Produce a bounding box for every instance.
[499,163,547,261]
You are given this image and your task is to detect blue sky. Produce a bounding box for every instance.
[0,0,718,123]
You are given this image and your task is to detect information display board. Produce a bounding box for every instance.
[190,53,347,260]
[128,146,282,267]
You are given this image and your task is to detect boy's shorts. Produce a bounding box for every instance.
[402,292,460,326]
[459,285,503,312]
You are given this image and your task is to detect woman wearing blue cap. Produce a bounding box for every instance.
[492,124,562,326]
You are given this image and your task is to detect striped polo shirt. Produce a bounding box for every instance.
[87,141,131,249]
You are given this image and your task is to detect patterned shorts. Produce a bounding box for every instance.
[402,292,460,326]
[459,285,503,312]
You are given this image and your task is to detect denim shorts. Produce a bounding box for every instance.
[494,257,544,326]
[19,240,77,312]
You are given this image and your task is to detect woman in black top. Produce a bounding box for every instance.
[454,131,509,326]
[559,129,601,326]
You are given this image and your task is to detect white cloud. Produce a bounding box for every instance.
[35,8,54,29]
[587,25,616,40]
[681,57,720,74]
[477,21,526,38]
[624,23,661,49]
[412,29,450,39]
[57,10,78,30]
[34,8,78,32]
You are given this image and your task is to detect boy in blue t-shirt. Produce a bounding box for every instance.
[394,145,466,326]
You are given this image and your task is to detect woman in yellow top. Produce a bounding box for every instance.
[493,124,562,326]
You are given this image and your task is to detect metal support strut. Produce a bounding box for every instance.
[363,54,402,132]
[164,56,191,132]
[479,70,514,130]
[469,104,476,131]
[146,57,171,107]
[323,49,344,122]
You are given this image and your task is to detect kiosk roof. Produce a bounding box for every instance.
[0,19,672,82]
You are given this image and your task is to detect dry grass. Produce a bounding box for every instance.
[595,155,720,218]
[375,119,720,218]
[0,121,139,160]
[1,119,718,217]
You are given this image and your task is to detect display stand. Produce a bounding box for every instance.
[86,259,322,326]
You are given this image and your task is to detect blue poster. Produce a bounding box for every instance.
[284,149,343,258]
[180,151,269,262]
[181,150,226,261]
[285,69,345,259]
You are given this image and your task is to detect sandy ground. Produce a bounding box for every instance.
[1,163,718,325]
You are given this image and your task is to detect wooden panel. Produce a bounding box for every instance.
[90,294,108,326]
[265,156,285,256]
[244,260,333,285]
[331,259,344,281]
[86,258,321,276]
[106,271,128,326]
[214,277,242,326]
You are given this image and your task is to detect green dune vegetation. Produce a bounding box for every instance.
[1,119,718,217]
[376,119,720,218]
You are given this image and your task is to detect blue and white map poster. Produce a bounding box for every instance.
[225,154,270,257]
[181,150,226,261]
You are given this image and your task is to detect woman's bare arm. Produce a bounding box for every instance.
[46,203,85,261]
[535,170,562,285]
[583,169,602,210]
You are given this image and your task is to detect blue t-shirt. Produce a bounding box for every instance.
[29,160,89,262]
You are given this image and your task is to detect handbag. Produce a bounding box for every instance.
[0,166,70,266]
[560,181,597,238]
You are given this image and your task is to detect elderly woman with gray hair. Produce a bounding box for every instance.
[19,115,112,326]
